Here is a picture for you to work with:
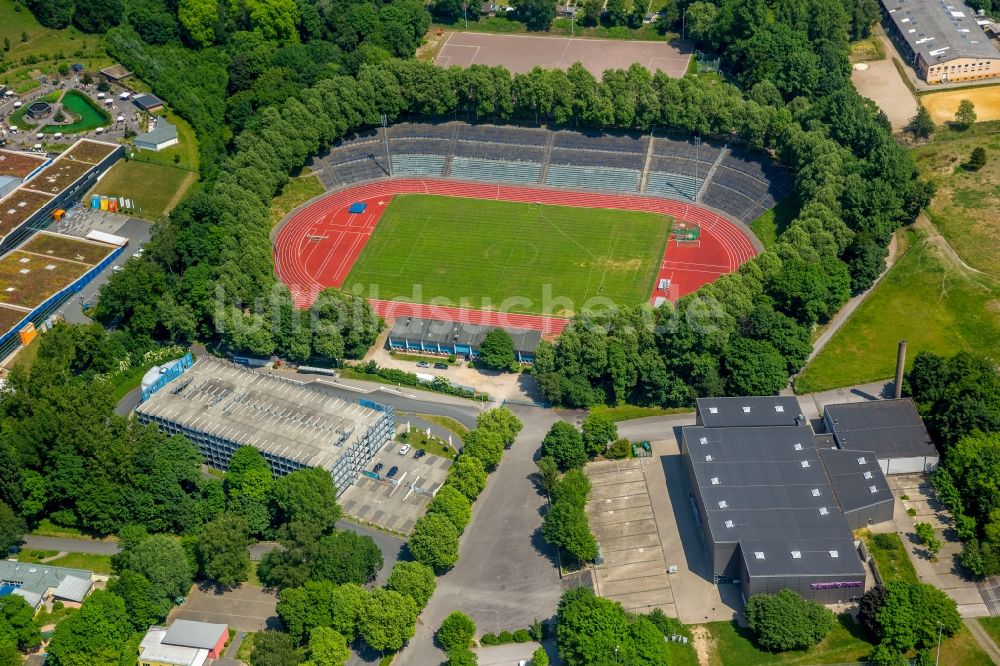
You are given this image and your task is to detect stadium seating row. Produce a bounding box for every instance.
[314,122,793,224]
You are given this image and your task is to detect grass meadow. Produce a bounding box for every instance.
[344,194,671,317]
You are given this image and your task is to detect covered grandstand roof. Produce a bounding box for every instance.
[389,316,541,354]
[882,0,1000,63]
[136,357,386,470]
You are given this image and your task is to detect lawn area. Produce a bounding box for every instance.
[588,404,693,422]
[129,108,200,173]
[345,194,671,317]
[236,632,256,661]
[389,350,459,365]
[978,617,1000,648]
[938,626,995,666]
[42,551,114,574]
[863,531,919,585]
[749,196,800,250]
[910,127,1000,273]
[41,90,110,134]
[795,228,1000,393]
[0,0,110,88]
[30,518,117,542]
[704,614,875,665]
[395,429,458,459]
[85,160,195,220]
[269,170,324,227]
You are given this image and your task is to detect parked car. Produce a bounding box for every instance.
[386,466,399,479]
[416,361,430,368]
[433,362,448,370]
[414,449,426,459]
[373,462,384,474]
[399,444,411,455]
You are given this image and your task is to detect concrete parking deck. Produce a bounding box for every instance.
[586,458,675,616]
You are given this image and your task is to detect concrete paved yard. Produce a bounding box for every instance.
[339,443,452,535]
[586,458,675,616]
[168,585,278,633]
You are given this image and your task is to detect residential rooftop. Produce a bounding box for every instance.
[0,560,92,597]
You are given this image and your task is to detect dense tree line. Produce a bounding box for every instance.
[858,582,961,664]
[556,587,672,665]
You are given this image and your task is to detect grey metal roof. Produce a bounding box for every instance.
[696,396,804,428]
[388,316,541,354]
[136,357,385,470]
[0,175,18,202]
[818,448,894,515]
[740,537,865,577]
[0,560,92,596]
[132,93,163,110]
[882,0,1000,63]
[163,619,227,649]
[826,399,937,459]
[136,120,177,147]
[52,575,93,602]
[11,589,42,610]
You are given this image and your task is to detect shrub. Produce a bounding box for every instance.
[512,628,531,642]
[497,630,513,643]
[531,647,549,666]
[745,589,835,651]
[479,632,499,645]
[606,438,632,459]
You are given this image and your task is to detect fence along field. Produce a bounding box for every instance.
[342,194,671,318]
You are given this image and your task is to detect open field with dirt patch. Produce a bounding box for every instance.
[922,86,1000,124]
[65,140,118,165]
[22,232,113,264]
[911,130,1000,274]
[86,160,194,221]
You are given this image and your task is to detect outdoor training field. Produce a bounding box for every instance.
[922,87,1000,124]
[343,194,670,317]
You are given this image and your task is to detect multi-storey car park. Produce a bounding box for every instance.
[136,357,395,493]
[681,396,897,604]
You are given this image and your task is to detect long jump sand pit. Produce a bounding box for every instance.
[436,31,691,78]
[922,86,1000,124]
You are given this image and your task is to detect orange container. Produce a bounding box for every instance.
[19,323,36,345]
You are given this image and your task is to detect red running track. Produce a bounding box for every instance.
[273,179,758,334]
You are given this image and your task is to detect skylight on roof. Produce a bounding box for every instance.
[819,507,829,516]
[754,551,765,560]
[718,500,728,508]
[700,437,708,445]
[829,550,839,558]
[708,407,718,414]
[857,456,867,465]
[705,455,713,462]
[811,488,821,497]
[794,443,803,451]
[774,405,784,413]
[724,520,734,528]
[800,460,811,468]
[863,471,873,480]
[742,406,751,413]
[869,485,879,494]
[791,551,801,559]
[710,477,720,485]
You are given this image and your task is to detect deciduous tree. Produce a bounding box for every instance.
[409,513,460,571]
[357,589,418,652]
[386,561,437,610]
[437,611,476,651]
[541,421,587,471]
[745,589,834,651]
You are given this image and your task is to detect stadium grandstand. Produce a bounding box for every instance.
[136,357,395,493]
[387,316,541,363]
[307,122,792,225]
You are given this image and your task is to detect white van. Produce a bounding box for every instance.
[35,132,43,140]
[94,127,104,134]
[53,132,62,139]
[13,101,21,108]
[119,91,130,100]
[97,92,105,99]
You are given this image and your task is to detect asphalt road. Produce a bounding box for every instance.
[396,405,564,666]
[22,535,119,555]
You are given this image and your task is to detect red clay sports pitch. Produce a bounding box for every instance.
[273,179,757,334]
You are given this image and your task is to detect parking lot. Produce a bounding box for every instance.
[338,440,453,535]
[168,585,279,633]
[586,458,676,616]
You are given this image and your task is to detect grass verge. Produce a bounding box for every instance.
[30,518,115,541]
[129,108,200,172]
[236,632,256,661]
[704,613,874,665]
[938,626,995,666]
[588,404,693,422]
[977,617,1000,648]
[863,531,919,585]
[431,18,670,41]
[795,229,1000,393]
[407,412,471,437]
[395,430,458,459]
[269,170,325,228]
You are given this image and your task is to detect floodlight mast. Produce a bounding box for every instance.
[381,113,392,176]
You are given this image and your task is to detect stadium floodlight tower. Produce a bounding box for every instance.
[381,113,392,176]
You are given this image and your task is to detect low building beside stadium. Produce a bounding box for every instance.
[136,357,394,493]
[387,316,541,362]
[824,399,939,475]
[682,396,896,604]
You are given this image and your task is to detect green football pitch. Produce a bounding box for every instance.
[344,194,672,317]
